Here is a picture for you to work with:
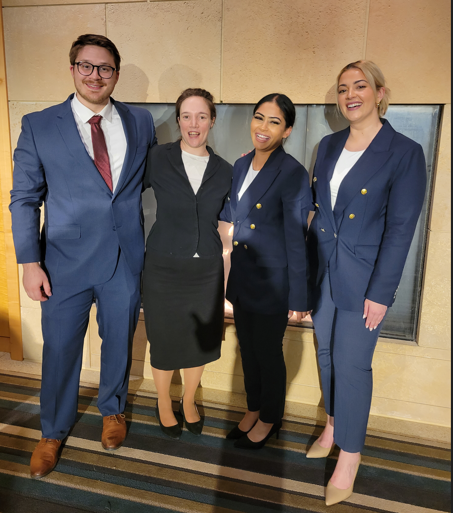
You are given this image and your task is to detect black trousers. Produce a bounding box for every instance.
[233,302,289,424]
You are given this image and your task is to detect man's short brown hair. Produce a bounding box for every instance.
[69,34,121,71]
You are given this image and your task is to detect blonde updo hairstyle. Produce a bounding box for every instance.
[336,60,391,118]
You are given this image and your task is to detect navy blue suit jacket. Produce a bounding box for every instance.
[221,146,313,314]
[10,94,157,286]
[307,120,427,312]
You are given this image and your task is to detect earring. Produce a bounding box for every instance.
[376,102,381,108]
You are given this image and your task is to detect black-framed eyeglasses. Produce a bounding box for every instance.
[75,62,116,79]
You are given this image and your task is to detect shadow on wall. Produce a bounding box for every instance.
[114,64,149,103]
[158,64,203,104]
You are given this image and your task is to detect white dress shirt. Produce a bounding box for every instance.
[330,148,365,209]
[238,162,260,200]
[71,94,127,192]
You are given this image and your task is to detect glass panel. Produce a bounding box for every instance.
[305,105,441,340]
[133,102,441,341]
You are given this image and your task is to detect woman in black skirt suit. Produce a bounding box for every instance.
[143,88,232,439]
[221,94,312,449]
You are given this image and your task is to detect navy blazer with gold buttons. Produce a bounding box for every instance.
[221,146,313,315]
[307,119,427,312]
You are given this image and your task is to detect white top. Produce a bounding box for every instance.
[71,94,127,192]
[238,162,260,200]
[181,150,209,194]
[330,148,365,209]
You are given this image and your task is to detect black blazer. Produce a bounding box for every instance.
[307,120,427,311]
[144,141,233,258]
[221,146,313,314]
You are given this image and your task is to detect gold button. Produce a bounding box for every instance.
[250,224,256,230]
[244,245,248,250]
[321,228,326,232]
[315,203,320,208]
[256,204,262,209]
[349,214,356,219]
[361,189,368,195]
[313,177,317,182]
[233,241,239,246]
[334,233,337,238]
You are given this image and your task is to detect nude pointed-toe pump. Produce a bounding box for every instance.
[306,439,335,459]
[325,456,361,507]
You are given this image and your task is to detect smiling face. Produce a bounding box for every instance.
[250,101,293,153]
[70,45,119,113]
[178,96,214,156]
[337,68,384,126]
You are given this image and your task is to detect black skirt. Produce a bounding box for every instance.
[142,252,225,370]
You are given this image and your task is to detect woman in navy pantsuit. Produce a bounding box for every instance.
[307,61,427,506]
[221,94,312,449]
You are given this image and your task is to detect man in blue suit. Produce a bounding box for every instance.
[10,34,156,478]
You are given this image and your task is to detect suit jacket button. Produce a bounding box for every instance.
[250,224,256,230]
[315,203,320,208]
[256,204,262,209]
[334,233,337,238]
[244,245,248,250]
[361,189,368,195]
[313,177,317,182]
[321,228,326,232]
[349,214,356,219]
[233,241,239,246]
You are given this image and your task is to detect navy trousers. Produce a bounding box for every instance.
[311,272,384,453]
[233,302,289,424]
[40,251,141,440]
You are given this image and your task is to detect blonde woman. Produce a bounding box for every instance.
[307,61,426,506]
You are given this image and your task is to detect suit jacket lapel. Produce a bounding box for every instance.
[56,95,112,195]
[333,120,395,228]
[318,129,348,232]
[198,146,222,192]
[167,140,196,194]
[235,146,285,221]
[230,151,254,215]
[112,100,137,198]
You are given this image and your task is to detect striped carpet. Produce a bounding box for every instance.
[0,372,450,513]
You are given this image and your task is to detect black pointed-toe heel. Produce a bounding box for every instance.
[179,399,204,436]
[226,421,257,440]
[155,401,182,440]
[234,421,282,450]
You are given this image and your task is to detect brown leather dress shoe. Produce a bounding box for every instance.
[30,438,62,479]
[102,413,127,450]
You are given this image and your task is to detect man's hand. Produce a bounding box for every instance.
[288,311,311,323]
[363,299,387,331]
[22,263,52,302]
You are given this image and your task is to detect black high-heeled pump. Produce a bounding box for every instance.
[179,399,204,436]
[234,421,282,450]
[155,401,182,440]
[226,421,257,440]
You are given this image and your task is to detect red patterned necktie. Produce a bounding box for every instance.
[88,115,113,191]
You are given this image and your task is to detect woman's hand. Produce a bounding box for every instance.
[288,311,311,323]
[363,299,387,331]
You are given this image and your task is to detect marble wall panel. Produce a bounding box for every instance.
[418,231,452,350]
[107,0,222,103]
[373,351,451,408]
[222,0,369,103]
[366,0,451,103]
[4,5,106,101]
